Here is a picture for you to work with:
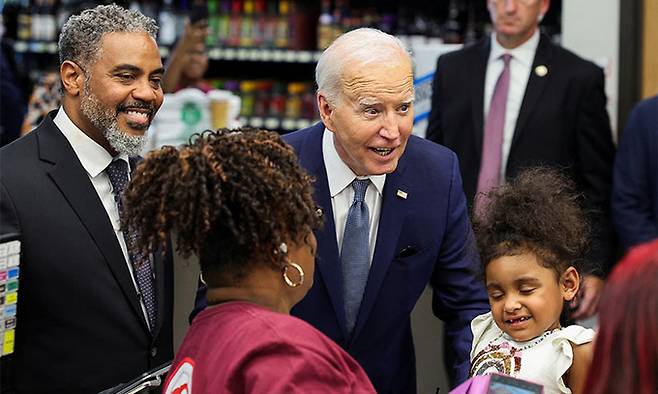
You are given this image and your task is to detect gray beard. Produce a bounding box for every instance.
[80,86,149,157]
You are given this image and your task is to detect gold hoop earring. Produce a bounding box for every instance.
[283,262,304,288]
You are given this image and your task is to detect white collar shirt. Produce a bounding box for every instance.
[322,128,385,266]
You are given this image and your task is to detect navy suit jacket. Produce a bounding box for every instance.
[0,112,174,393]
[284,123,489,393]
[612,96,658,251]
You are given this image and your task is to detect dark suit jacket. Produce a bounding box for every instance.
[0,112,173,393]
[612,96,658,251]
[284,123,489,393]
[427,34,616,275]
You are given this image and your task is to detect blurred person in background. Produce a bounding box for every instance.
[0,46,26,146]
[0,2,27,146]
[584,238,658,394]
[162,18,212,93]
[125,129,376,393]
[0,5,172,392]
[612,96,658,252]
[426,0,616,321]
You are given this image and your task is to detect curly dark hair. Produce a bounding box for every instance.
[473,167,590,279]
[123,128,322,286]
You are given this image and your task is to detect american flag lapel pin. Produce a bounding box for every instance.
[396,189,408,199]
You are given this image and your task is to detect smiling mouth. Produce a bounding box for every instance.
[505,316,531,324]
[120,107,153,130]
[370,147,394,157]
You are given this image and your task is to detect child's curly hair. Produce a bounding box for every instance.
[123,128,322,286]
[473,167,590,278]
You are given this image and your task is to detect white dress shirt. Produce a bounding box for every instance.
[322,129,385,265]
[484,30,540,180]
[54,107,152,329]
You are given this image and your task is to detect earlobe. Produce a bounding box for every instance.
[60,60,84,96]
[561,266,580,301]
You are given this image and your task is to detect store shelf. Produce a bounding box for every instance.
[13,40,321,64]
[13,40,58,54]
[207,48,321,63]
[239,116,317,132]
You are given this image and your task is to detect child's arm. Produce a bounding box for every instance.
[565,341,594,394]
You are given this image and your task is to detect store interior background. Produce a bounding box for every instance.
[2,0,656,392]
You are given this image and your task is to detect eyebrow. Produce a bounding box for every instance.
[110,64,165,76]
[357,97,415,108]
[486,277,541,290]
[514,276,542,285]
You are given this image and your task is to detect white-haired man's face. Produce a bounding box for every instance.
[318,53,414,176]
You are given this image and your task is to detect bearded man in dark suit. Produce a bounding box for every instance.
[0,5,173,393]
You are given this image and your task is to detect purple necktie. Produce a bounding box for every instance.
[106,159,157,333]
[475,53,512,216]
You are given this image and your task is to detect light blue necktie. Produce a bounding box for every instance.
[341,178,371,336]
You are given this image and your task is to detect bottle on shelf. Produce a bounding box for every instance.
[227,0,242,47]
[275,0,290,49]
[216,0,231,47]
[240,0,254,47]
[252,0,266,48]
[254,80,272,117]
[158,0,177,46]
[240,80,257,117]
[285,82,305,119]
[206,0,220,47]
[17,0,32,42]
[269,82,287,118]
[317,0,333,50]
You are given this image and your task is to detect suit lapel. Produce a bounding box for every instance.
[299,126,349,340]
[350,156,410,342]
[38,117,149,332]
[511,34,553,149]
[471,38,490,157]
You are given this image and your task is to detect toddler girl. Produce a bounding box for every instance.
[470,168,594,394]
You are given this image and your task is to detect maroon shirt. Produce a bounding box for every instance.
[163,301,375,393]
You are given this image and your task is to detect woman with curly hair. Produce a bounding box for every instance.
[123,129,375,393]
[469,168,594,394]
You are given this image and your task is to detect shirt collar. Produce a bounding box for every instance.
[489,29,540,67]
[322,128,386,198]
[53,107,129,177]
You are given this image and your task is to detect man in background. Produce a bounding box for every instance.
[0,5,173,392]
[612,95,658,252]
[427,0,615,319]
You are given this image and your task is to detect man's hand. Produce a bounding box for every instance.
[570,275,605,320]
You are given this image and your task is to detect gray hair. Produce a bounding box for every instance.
[315,28,412,106]
[58,4,158,70]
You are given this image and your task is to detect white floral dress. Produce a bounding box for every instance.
[469,312,595,394]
